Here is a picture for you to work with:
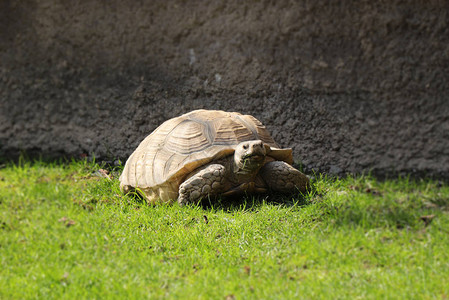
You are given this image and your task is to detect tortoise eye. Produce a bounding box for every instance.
[243,145,248,150]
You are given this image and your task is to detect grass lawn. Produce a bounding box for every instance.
[0,159,448,299]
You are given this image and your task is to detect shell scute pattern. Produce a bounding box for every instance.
[120,109,286,203]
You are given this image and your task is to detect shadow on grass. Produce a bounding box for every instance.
[199,191,313,212]
[124,190,313,213]
[327,181,449,231]
[331,201,423,230]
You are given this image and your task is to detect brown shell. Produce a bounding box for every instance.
[119,109,293,203]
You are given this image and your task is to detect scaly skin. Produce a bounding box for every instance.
[176,140,309,205]
[178,164,228,205]
[259,161,310,193]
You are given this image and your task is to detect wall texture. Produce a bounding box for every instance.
[1,0,449,177]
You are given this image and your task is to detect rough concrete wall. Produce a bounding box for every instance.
[1,0,449,177]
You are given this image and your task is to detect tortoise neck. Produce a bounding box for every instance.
[232,157,265,181]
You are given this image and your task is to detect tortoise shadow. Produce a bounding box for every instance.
[198,191,313,212]
[124,185,316,213]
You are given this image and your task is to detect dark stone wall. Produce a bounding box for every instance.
[1,0,449,177]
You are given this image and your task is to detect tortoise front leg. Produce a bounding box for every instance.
[177,164,228,205]
[259,161,310,194]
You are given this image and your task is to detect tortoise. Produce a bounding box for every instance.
[120,109,309,205]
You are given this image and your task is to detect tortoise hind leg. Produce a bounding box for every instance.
[177,164,227,205]
[259,161,310,194]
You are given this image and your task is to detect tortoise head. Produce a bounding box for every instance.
[234,140,269,174]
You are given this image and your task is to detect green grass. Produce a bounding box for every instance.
[0,159,448,299]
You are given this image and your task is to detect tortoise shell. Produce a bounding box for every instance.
[119,109,293,203]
